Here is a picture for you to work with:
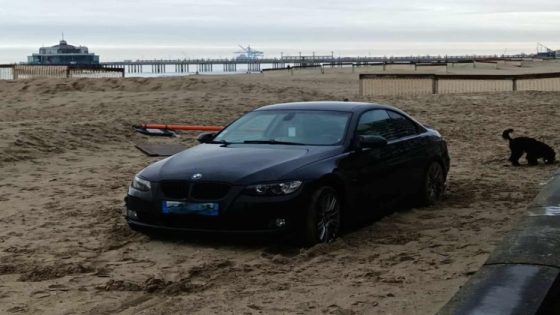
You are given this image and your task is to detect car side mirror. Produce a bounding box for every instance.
[197,132,216,143]
[357,135,387,149]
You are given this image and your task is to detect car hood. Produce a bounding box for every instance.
[139,143,342,185]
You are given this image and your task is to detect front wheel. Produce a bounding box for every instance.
[299,186,342,246]
[418,161,446,206]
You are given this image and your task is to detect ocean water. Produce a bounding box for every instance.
[1,42,548,79]
[0,42,542,65]
[120,63,307,78]
[125,71,259,78]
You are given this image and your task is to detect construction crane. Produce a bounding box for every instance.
[234,45,264,60]
[537,43,553,54]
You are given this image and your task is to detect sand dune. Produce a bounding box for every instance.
[0,66,559,314]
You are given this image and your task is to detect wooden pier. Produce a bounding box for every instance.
[99,53,542,75]
[2,54,545,80]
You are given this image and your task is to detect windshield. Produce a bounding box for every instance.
[214,110,351,145]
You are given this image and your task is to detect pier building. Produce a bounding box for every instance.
[28,39,100,65]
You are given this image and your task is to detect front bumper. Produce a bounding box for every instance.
[124,187,309,233]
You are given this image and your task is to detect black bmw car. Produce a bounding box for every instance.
[125,101,449,245]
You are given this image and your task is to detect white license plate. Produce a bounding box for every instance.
[162,201,219,216]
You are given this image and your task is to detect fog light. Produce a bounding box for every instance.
[275,218,286,228]
[127,210,139,220]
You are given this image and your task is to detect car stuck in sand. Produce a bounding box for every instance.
[125,101,450,245]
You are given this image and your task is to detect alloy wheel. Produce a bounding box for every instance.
[426,162,445,203]
[316,189,341,243]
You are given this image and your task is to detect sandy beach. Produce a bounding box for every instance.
[1,64,559,314]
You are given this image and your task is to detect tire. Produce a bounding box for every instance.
[418,161,446,206]
[299,186,342,246]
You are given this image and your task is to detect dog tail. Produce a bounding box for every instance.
[502,128,514,140]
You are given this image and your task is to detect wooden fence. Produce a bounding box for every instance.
[0,65,14,80]
[0,65,125,80]
[360,72,560,96]
[356,59,543,74]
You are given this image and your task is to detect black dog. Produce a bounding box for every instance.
[502,129,556,166]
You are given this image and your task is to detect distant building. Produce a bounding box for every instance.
[537,51,559,59]
[27,39,100,65]
[536,43,558,59]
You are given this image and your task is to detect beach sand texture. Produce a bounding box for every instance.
[1,64,560,314]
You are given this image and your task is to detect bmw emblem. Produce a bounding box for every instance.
[191,173,203,180]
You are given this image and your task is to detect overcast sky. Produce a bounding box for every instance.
[1,0,559,62]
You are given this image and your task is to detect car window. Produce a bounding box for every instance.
[215,110,351,145]
[356,110,398,140]
[218,112,277,142]
[268,112,348,144]
[387,111,419,138]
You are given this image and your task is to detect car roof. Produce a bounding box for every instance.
[255,101,396,113]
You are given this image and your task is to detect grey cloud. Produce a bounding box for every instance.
[1,0,559,62]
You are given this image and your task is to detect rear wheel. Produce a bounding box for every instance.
[300,186,341,246]
[418,161,445,206]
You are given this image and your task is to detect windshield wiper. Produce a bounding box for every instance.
[243,139,305,145]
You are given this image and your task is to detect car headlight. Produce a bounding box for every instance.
[245,180,302,196]
[131,176,151,192]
